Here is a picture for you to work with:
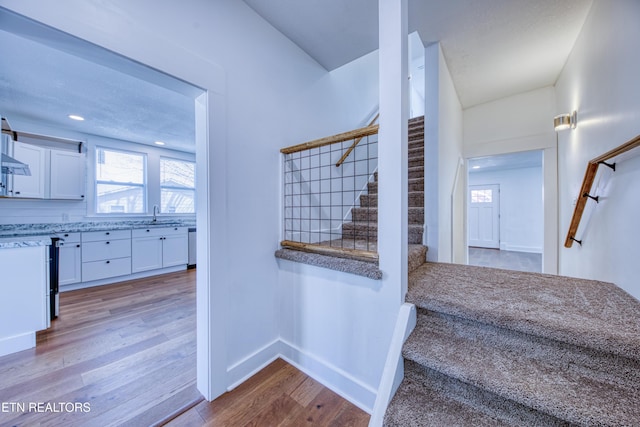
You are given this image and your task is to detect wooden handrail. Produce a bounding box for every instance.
[565,134,640,247]
[280,124,379,155]
[280,240,378,261]
[335,113,380,167]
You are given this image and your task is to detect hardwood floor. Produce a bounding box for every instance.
[0,270,369,427]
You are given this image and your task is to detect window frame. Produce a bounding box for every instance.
[95,146,148,215]
[159,156,196,214]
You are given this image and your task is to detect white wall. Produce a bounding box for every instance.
[555,0,640,300]
[463,87,558,273]
[0,117,195,224]
[469,166,543,253]
[0,0,383,405]
[424,43,464,262]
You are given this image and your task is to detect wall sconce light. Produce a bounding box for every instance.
[554,111,577,131]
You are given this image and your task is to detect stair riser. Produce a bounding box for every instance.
[408,245,427,274]
[367,180,424,194]
[343,225,423,244]
[408,147,423,159]
[408,140,424,150]
[403,360,565,426]
[360,193,423,208]
[416,308,640,392]
[408,168,424,180]
[351,207,424,224]
[409,157,424,168]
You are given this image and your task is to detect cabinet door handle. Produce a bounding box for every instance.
[174,227,178,230]
[15,191,20,195]
[64,234,69,237]
[106,241,110,244]
[81,195,85,198]
[76,244,80,248]
[146,229,150,232]
[106,232,110,235]
[106,260,110,264]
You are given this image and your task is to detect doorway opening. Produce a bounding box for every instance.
[467,150,543,273]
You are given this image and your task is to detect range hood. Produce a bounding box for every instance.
[1,117,32,176]
[1,153,31,176]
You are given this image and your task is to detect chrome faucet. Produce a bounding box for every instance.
[153,205,159,222]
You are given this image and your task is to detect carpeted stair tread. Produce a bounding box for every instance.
[407,262,640,360]
[384,363,515,427]
[359,191,424,208]
[403,311,640,425]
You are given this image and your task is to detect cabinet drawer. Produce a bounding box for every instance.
[57,232,81,244]
[132,227,165,238]
[131,226,187,238]
[82,229,131,242]
[82,239,131,262]
[82,257,131,282]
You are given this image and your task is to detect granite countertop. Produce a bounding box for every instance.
[0,237,51,249]
[0,219,196,239]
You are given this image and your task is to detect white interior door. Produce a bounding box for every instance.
[468,184,500,249]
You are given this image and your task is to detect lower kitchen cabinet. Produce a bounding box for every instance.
[0,244,49,356]
[81,230,131,282]
[58,232,82,286]
[132,227,188,273]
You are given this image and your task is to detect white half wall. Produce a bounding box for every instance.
[463,87,558,273]
[555,0,640,300]
[469,166,543,253]
[424,43,464,263]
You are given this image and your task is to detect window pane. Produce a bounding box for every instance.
[161,158,195,188]
[161,188,195,213]
[471,189,492,203]
[96,148,145,184]
[97,184,144,213]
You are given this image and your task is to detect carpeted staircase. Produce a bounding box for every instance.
[384,262,640,426]
[341,115,427,272]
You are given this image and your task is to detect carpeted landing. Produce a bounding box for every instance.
[384,262,640,426]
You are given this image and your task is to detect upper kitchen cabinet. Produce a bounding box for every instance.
[11,142,46,198]
[50,150,85,200]
[7,133,85,200]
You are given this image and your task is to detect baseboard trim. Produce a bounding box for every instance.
[226,339,281,391]
[0,331,36,357]
[223,338,380,415]
[60,265,188,292]
[278,339,377,414]
[500,243,542,253]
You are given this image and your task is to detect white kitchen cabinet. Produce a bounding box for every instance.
[8,142,85,200]
[81,230,131,282]
[50,150,85,200]
[58,232,82,286]
[162,230,189,267]
[11,142,46,199]
[132,227,188,273]
[0,243,49,357]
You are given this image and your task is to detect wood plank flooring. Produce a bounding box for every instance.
[0,270,369,426]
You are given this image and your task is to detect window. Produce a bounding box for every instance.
[160,158,195,214]
[96,148,146,214]
[471,189,493,203]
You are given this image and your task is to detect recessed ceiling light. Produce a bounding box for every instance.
[154,141,165,146]
[472,165,480,169]
[68,114,85,121]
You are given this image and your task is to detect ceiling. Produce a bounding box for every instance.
[0,8,199,153]
[244,0,593,108]
[0,2,593,153]
[468,150,542,173]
